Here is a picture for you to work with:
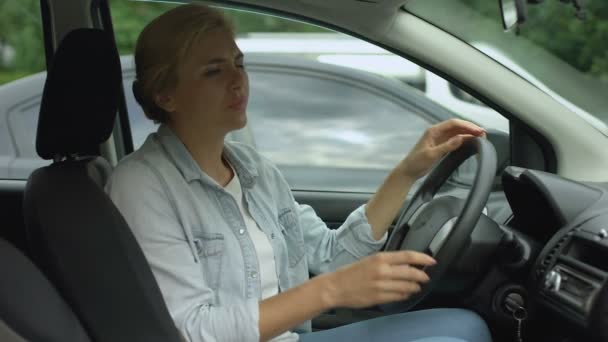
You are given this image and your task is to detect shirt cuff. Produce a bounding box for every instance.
[338,204,387,258]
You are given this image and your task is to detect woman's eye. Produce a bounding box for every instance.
[204,69,221,77]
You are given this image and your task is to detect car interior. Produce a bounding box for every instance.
[1,0,607,342]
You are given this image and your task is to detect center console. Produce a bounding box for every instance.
[533,214,608,339]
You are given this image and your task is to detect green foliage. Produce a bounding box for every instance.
[110,0,180,56]
[109,1,327,56]
[0,0,327,86]
[0,0,605,87]
[223,9,328,35]
[0,70,31,85]
[462,0,608,81]
[522,1,608,81]
[0,0,45,78]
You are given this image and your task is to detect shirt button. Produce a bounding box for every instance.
[250,272,257,279]
[239,229,245,235]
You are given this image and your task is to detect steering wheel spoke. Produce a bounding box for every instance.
[381,137,497,313]
[385,194,430,251]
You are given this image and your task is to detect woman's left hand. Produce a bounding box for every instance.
[398,119,486,181]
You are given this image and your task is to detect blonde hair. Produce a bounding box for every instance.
[132,4,234,123]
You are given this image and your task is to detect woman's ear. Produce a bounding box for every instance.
[155,92,176,113]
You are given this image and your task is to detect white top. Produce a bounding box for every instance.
[224,167,299,341]
[108,126,387,341]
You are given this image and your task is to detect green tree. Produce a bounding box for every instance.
[522,0,608,81]
[110,0,180,56]
[0,0,45,83]
[109,1,327,56]
[1,0,605,86]
[0,0,328,85]
[462,0,608,81]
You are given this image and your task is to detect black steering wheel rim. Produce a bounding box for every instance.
[381,137,497,313]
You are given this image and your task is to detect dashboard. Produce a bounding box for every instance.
[502,166,608,340]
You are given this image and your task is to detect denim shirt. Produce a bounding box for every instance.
[106,125,387,342]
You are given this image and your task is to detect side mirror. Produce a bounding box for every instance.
[451,129,510,188]
[499,0,527,30]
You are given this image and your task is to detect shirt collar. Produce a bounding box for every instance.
[156,124,257,189]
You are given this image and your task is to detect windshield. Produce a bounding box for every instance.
[404,0,608,134]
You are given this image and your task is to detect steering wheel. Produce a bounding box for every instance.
[381,137,497,313]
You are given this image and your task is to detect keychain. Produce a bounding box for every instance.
[512,306,527,342]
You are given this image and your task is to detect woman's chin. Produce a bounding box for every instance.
[234,110,248,129]
[225,111,247,132]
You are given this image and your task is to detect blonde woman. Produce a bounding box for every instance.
[106,4,492,342]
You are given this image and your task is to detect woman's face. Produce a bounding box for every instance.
[161,27,249,135]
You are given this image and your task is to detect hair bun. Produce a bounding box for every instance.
[132,79,144,104]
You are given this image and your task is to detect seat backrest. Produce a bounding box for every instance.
[0,320,27,342]
[23,28,183,342]
[0,238,91,342]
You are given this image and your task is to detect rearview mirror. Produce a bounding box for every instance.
[499,0,527,30]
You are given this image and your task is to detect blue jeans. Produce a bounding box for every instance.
[300,309,492,342]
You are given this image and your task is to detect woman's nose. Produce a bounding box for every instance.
[230,67,246,90]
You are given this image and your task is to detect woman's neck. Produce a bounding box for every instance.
[168,122,234,186]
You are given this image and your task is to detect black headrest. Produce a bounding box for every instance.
[36,28,122,160]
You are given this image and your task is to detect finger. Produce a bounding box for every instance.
[389,265,431,283]
[435,119,485,134]
[375,291,413,304]
[436,134,476,155]
[433,119,485,138]
[376,280,422,295]
[382,251,436,266]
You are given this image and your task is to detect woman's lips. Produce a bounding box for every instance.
[228,97,247,110]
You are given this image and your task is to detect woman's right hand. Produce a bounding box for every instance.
[325,251,436,309]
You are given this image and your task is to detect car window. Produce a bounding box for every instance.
[0,1,511,185]
[0,1,48,180]
[406,0,608,133]
[125,66,433,172]
[246,70,430,171]
[112,3,509,192]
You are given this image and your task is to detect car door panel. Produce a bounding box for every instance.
[0,181,28,254]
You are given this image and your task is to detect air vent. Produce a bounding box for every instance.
[537,230,577,277]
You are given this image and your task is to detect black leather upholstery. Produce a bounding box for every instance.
[36,28,121,160]
[0,238,90,342]
[23,28,183,342]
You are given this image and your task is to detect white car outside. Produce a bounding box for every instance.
[237,33,510,133]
